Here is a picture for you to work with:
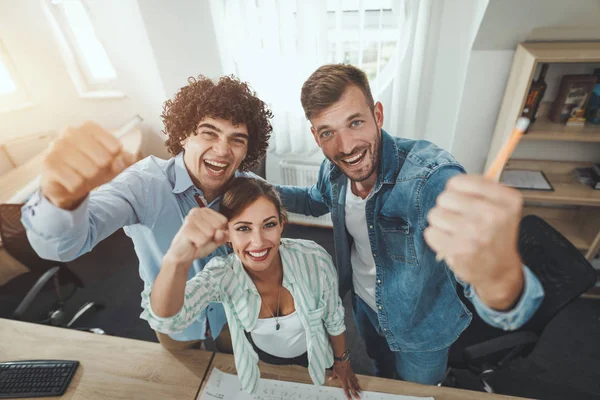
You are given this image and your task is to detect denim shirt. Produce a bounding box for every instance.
[278,131,545,352]
[21,152,255,342]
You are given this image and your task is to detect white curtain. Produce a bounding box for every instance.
[210,0,327,156]
[388,0,435,139]
[209,0,433,155]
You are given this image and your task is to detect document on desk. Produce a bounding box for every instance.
[199,368,434,400]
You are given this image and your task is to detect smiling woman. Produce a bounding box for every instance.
[143,177,362,398]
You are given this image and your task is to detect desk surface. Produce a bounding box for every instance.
[0,318,211,400]
[202,353,527,400]
[1,319,530,400]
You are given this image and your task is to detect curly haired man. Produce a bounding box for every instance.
[21,75,273,350]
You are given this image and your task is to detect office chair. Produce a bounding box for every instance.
[0,203,105,331]
[443,215,597,397]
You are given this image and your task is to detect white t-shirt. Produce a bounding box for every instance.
[344,180,378,312]
[250,311,307,358]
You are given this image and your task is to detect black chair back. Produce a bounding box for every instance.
[0,203,82,287]
[517,215,596,331]
[449,215,596,368]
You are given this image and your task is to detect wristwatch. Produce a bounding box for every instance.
[334,350,350,363]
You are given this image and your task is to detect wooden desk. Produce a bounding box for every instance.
[0,319,212,400]
[201,353,527,400]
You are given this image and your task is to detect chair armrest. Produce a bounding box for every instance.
[13,266,61,318]
[464,331,539,365]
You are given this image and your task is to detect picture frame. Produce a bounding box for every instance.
[549,74,598,124]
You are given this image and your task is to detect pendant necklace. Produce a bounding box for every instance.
[263,284,281,330]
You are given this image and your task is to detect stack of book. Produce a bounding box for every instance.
[574,164,600,189]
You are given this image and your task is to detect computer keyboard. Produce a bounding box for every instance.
[0,360,79,398]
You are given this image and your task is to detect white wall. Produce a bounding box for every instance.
[422,0,489,152]
[444,0,600,172]
[0,0,169,157]
[136,0,224,99]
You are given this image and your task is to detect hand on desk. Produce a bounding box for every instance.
[330,360,361,399]
[41,121,137,210]
[424,175,525,311]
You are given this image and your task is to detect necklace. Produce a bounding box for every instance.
[263,284,281,330]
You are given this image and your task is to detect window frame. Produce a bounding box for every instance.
[0,40,34,114]
[42,0,125,99]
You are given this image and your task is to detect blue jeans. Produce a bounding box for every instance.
[352,294,449,385]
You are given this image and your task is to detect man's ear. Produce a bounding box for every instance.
[310,126,321,148]
[374,101,384,129]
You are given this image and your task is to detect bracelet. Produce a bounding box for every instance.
[334,350,350,363]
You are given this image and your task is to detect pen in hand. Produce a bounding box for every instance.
[434,117,530,263]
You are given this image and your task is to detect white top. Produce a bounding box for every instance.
[344,180,378,312]
[250,311,307,358]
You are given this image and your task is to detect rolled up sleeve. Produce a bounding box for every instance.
[465,265,544,331]
[140,269,221,335]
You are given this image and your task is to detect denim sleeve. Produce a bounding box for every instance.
[463,265,544,330]
[419,164,545,330]
[21,167,145,262]
[276,160,331,217]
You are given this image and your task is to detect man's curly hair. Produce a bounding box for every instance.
[161,75,273,171]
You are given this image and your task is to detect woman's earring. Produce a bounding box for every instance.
[226,242,233,253]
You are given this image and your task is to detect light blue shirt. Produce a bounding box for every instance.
[22,152,253,341]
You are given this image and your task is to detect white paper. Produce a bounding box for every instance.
[198,368,434,400]
[500,170,552,190]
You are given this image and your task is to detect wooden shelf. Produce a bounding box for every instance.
[520,42,600,63]
[504,159,600,207]
[544,217,593,251]
[523,117,600,143]
[522,205,598,252]
[489,42,600,261]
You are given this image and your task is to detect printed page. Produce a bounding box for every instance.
[198,368,434,400]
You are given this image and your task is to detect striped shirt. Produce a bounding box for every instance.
[140,238,346,395]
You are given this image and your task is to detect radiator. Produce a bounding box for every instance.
[280,160,332,227]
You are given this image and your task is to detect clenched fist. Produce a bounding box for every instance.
[424,175,524,310]
[41,121,137,210]
[164,208,229,268]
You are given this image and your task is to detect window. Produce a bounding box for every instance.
[325,0,402,90]
[0,60,17,95]
[0,40,33,113]
[59,0,117,84]
[44,0,123,98]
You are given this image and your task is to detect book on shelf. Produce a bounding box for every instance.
[574,165,600,190]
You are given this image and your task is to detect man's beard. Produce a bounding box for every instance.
[331,129,381,183]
